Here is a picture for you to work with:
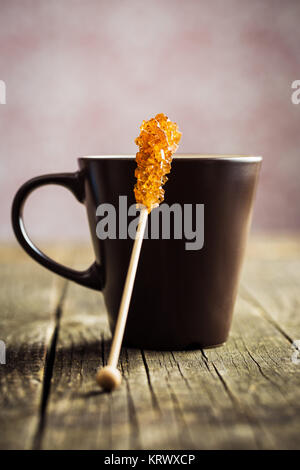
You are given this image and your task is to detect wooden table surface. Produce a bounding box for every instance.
[1,237,300,450]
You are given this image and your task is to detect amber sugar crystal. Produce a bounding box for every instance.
[134,113,181,212]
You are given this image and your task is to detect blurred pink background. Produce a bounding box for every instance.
[0,0,300,242]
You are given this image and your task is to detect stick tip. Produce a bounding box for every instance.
[96,365,122,391]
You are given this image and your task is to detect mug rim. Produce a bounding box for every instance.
[79,154,262,162]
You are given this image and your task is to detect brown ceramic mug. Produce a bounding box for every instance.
[12,155,262,350]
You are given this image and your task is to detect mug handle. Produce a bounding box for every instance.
[11,171,103,291]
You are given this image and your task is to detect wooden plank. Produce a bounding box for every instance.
[203,292,300,449]
[0,245,70,450]
[139,246,300,450]
[39,250,241,449]
[44,273,300,449]
[37,260,252,447]
[140,348,259,450]
[2,238,300,450]
[42,278,183,450]
[242,236,300,340]
[40,280,113,450]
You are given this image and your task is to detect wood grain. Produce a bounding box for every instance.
[0,245,71,449]
[0,237,300,449]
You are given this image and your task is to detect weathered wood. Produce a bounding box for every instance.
[203,293,300,449]
[0,245,71,449]
[42,273,179,450]
[1,238,300,450]
[40,239,300,450]
[241,252,300,340]
[40,279,112,450]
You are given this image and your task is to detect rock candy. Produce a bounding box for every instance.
[134,113,181,212]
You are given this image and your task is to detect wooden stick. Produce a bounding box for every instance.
[96,206,148,391]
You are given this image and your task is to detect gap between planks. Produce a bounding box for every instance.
[32,281,68,449]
